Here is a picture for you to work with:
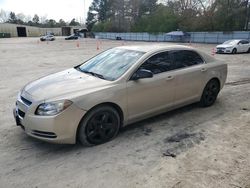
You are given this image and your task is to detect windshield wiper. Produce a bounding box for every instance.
[80,69,106,80]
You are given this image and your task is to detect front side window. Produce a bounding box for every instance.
[78,48,145,81]
[241,40,249,44]
[140,51,174,74]
[171,50,204,69]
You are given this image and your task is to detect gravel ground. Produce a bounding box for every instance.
[0,37,250,188]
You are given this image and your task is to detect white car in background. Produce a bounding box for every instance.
[216,39,250,54]
[40,34,55,42]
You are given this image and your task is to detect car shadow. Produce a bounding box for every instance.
[18,103,199,152]
[19,100,224,157]
[120,103,199,133]
[216,51,250,55]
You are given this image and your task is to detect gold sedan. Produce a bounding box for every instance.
[13,45,227,145]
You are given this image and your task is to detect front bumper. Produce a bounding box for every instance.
[216,48,232,54]
[13,96,86,144]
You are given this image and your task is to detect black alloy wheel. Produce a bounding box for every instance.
[232,48,237,54]
[78,106,120,146]
[200,79,220,107]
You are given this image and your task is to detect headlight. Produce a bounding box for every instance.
[226,46,233,49]
[35,100,72,116]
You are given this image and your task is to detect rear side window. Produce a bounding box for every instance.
[171,50,204,69]
[140,51,174,74]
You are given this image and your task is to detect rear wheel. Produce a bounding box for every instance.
[200,79,220,107]
[232,48,237,54]
[78,106,120,146]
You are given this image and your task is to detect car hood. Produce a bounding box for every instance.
[23,68,111,101]
[216,44,234,48]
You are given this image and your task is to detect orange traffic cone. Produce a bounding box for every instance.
[76,41,80,48]
[211,48,215,56]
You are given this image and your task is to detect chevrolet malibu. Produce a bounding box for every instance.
[13,45,227,146]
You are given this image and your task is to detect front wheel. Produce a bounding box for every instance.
[78,106,120,146]
[247,48,250,53]
[232,48,237,54]
[200,79,220,107]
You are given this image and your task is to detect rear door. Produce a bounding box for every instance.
[241,40,250,52]
[170,50,207,105]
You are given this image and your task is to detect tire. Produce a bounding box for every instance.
[247,48,250,53]
[232,48,237,54]
[200,79,220,107]
[78,106,121,146]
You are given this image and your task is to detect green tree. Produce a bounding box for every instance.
[87,0,250,32]
[46,19,57,27]
[69,18,80,26]
[86,0,99,31]
[213,0,247,31]
[8,12,17,23]
[131,5,178,32]
[32,14,40,25]
[58,19,67,26]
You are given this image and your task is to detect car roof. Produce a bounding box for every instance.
[116,44,195,53]
[225,39,241,42]
[116,44,216,63]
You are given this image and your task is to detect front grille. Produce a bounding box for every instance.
[217,47,225,50]
[18,109,25,118]
[32,130,57,139]
[21,96,32,106]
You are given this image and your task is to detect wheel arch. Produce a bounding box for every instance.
[209,77,221,89]
[94,102,124,124]
[232,48,237,54]
[75,102,124,142]
[200,77,221,100]
[199,77,221,107]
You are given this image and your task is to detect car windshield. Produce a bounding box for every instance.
[78,48,145,81]
[223,40,238,45]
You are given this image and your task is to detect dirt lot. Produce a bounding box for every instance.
[0,37,250,188]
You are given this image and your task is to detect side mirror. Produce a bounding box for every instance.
[131,69,153,80]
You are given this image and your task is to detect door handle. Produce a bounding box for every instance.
[166,75,174,81]
[201,68,207,72]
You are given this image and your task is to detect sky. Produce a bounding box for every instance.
[0,0,92,23]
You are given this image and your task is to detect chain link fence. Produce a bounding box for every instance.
[94,31,250,44]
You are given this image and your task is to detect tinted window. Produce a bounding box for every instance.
[140,51,174,74]
[171,50,204,69]
[241,40,249,44]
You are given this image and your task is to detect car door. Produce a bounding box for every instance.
[242,40,250,52]
[237,41,244,52]
[170,50,206,106]
[237,40,249,52]
[126,51,176,122]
